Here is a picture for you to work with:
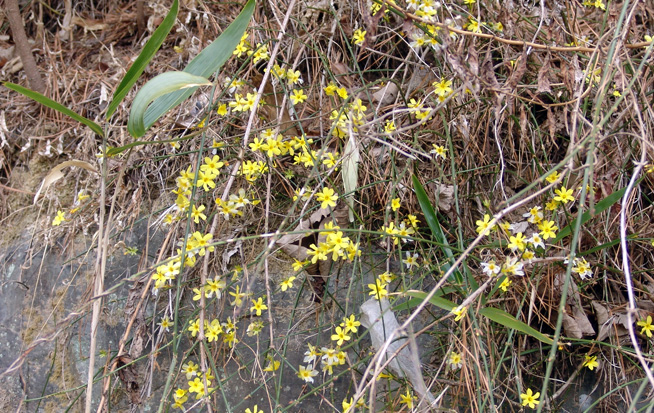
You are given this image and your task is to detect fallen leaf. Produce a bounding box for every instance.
[33,160,98,204]
[537,53,552,94]
[372,82,399,107]
[360,298,435,405]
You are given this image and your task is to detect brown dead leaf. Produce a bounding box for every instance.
[519,105,527,138]
[553,272,595,337]
[505,50,528,93]
[372,82,399,107]
[547,107,556,142]
[537,53,552,94]
[430,182,455,212]
[571,303,595,336]
[467,45,479,78]
[562,312,583,339]
[592,301,616,341]
[116,353,140,404]
[33,160,98,204]
[330,61,355,88]
[481,52,500,90]
[446,52,476,95]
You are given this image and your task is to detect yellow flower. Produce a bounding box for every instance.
[158,316,172,332]
[290,89,308,105]
[191,204,207,223]
[229,285,247,307]
[545,199,559,211]
[263,357,280,372]
[399,389,415,408]
[280,276,296,292]
[583,354,599,371]
[286,69,302,85]
[475,214,496,236]
[216,103,227,116]
[368,279,388,300]
[52,210,66,226]
[391,198,401,212]
[465,18,482,33]
[315,187,338,209]
[545,171,561,183]
[430,144,447,159]
[297,365,318,383]
[342,397,353,412]
[250,297,268,316]
[352,28,366,45]
[507,232,527,251]
[341,314,361,334]
[324,82,337,96]
[451,306,467,321]
[432,78,453,97]
[637,315,654,337]
[448,351,463,369]
[499,277,512,292]
[244,405,263,413]
[538,220,559,240]
[553,186,575,204]
[331,326,351,346]
[520,388,540,409]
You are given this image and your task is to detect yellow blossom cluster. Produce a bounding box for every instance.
[306,221,361,263]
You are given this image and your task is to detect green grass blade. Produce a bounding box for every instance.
[479,307,553,345]
[4,82,104,137]
[141,0,255,132]
[412,174,462,282]
[405,290,457,312]
[552,185,627,243]
[128,72,211,137]
[106,0,179,119]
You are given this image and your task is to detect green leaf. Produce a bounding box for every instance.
[140,0,255,134]
[106,0,179,119]
[412,175,461,282]
[128,72,212,137]
[405,290,457,312]
[4,82,104,137]
[479,307,553,345]
[552,185,627,243]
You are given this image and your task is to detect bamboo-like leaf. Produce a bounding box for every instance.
[128,72,211,137]
[106,0,179,119]
[479,307,553,345]
[4,82,104,137]
[412,175,462,282]
[405,290,457,312]
[141,0,255,132]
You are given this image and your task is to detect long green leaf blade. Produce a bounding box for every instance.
[128,72,211,137]
[405,290,457,312]
[479,307,553,345]
[412,174,462,282]
[142,0,255,131]
[106,0,179,119]
[4,82,104,137]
